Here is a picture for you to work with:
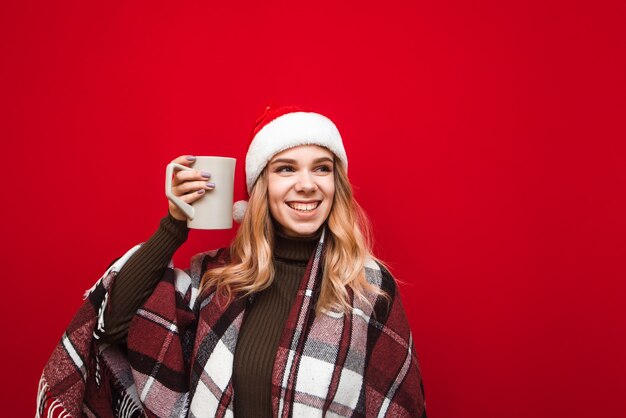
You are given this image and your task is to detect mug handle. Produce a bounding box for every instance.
[165,163,195,220]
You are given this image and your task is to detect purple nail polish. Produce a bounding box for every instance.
[186,155,196,161]
[206,182,216,188]
[197,189,206,194]
[201,171,211,178]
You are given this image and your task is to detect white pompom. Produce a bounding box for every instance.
[232,200,249,224]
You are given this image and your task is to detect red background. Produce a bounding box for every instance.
[1,1,625,417]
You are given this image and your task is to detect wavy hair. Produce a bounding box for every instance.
[200,159,387,314]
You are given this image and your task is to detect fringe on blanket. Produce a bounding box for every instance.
[38,244,147,418]
[36,376,71,418]
[115,391,142,418]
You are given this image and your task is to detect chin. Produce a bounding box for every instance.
[284,222,322,238]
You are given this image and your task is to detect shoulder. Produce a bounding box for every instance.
[180,247,231,308]
[364,257,398,298]
[191,246,231,265]
[186,247,231,280]
[360,257,401,322]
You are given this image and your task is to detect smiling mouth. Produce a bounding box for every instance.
[286,201,321,212]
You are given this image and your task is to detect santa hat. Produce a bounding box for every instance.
[233,105,348,223]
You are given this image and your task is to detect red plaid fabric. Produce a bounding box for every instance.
[38,231,426,417]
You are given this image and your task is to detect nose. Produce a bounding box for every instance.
[295,171,318,192]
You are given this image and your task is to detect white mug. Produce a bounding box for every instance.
[165,156,236,229]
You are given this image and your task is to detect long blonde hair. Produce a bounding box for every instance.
[200,159,387,314]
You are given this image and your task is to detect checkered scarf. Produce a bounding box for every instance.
[38,230,425,417]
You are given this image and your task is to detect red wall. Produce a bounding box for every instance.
[2,1,625,416]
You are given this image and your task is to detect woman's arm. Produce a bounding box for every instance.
[96,154,214,344]
[96,213,189,344]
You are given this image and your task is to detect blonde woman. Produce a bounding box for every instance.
[39,106,426,417]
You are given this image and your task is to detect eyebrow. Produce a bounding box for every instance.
[270,157,334,165]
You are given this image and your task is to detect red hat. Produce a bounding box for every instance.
[233,104,348,223]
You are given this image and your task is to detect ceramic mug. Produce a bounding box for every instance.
[165,156,236,229]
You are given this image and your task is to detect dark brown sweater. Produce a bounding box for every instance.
[100,214,319,417]
[98,214,189,343]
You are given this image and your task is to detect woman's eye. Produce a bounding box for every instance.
[276,165,295,173]
[316,165,333,172]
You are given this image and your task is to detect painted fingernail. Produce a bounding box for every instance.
[186,155,196,161]
[201,171,211,178]
[206,182,216,188]
[197,189,206,194]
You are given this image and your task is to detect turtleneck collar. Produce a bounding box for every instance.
[273,227,323,263]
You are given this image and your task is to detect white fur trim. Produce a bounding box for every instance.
[232,200,248,223]
[245,112,347,193]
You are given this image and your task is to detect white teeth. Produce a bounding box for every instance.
[287,202,319,212]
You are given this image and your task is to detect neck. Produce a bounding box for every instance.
[273,227,322,263]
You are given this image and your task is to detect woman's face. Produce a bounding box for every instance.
[267,145,336,237]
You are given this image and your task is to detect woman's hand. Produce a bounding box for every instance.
[168,155,215,221]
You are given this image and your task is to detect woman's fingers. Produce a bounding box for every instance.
[171,155,197,166]
[172,179,215,196]
[174,186,210,205]
[168,181,212,220]
[168,155,215,220]
[174,168,211,185]
[170,155,212,187]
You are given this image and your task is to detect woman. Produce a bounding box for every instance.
[38,105,426,417]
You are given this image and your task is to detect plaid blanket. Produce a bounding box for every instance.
[38,231,426,417]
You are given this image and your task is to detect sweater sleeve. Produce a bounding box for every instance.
[97,213,189,345]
